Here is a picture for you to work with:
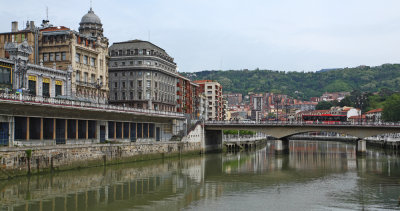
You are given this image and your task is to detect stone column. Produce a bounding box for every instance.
[275,138,289,155]
[8,116,15,147]
[356,139,367,156]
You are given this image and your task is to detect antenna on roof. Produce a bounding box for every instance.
[46,6,49,20]
[90,0,92,10]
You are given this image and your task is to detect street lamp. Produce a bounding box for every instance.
[356,93,366,125]
[93,78,103,104]
[274,95,282,121]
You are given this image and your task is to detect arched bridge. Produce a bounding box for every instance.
[205,121,400,139]
[203,121,400,153]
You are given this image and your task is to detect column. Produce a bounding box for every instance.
[75,119,78,140]
[121,123,124,139]
[275,138,289,155]
[356,139,367,156]
[9,116,15,147]
[53,118,56,140]
[114,122,116,139]
[40,118,43,140]
[85,120,88,139]
[26,117,30,140]
[65,119,68,141]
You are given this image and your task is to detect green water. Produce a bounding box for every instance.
[1,140,399,211]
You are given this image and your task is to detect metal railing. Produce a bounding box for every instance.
[205,120,400,127]
[0,93,185,118]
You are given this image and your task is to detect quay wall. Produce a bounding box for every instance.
[0,141,202,179]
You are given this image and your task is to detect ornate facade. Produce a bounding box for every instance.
[108,40,178,111]
[38,8,109,103]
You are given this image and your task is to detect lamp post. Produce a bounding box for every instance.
[94,78,103,104]
[356,93,366,125]
[274,95,282,121]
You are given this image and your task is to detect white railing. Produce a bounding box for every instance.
[0,93,185,118]
[205,120,400,127]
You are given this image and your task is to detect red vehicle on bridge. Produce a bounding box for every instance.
[302,114,347,124]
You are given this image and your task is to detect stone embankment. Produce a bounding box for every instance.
[0,142,201,179]
[0,124,204,179]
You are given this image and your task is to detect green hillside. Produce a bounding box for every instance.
[183,64,400,100]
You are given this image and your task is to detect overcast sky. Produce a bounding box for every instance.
[1,0,400,72]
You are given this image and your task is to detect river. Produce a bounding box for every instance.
[1,140,399,211]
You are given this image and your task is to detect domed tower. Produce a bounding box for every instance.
[79,8,103,37]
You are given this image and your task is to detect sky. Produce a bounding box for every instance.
[1,0,400,72]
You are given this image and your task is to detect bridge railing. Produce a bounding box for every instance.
[0,93,185,118]
[205,120,400,127]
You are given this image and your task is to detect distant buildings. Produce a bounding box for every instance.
[224,93,242,107]
[194,80,223,121]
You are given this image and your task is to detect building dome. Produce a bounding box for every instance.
[80,8,102,25]
[79,8,104,37]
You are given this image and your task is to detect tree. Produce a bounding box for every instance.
[316,101,333,110]
[383,94,400,121]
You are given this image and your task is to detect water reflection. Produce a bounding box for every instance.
[1,140,400,211]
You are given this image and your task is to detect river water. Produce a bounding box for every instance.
[1,140,400,211]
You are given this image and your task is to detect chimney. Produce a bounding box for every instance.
[29,21,35,30]
[11,21,18,32]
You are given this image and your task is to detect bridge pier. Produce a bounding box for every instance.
[204,130,223,153]
[275,138,289,155]
[356,139,367,156]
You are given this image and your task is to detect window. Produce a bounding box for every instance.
[122,82,125,88]
[138,92,142,100]
[83,55,88,65]
[146,61,151,66]
[119,50,122,55]
[147,80,151,88]
[114,73,117,77]
[114,92,117,100]
[138,71,142,76]
[76,71,80,82]
[138,80,142,87]
[146,91,150,100]
[130,61,133,65]
[55,52,61,61]
[138,61,143,65]
[91,57,95,66]
[55,82,62,96]
[91,74,95,83]
[146,72,151,76]
[130,81,133,87]
[130,92,133,100]
[49,53,54,61]
[42,78,50,97]
[139,50,143,55]
[114,82,118,88]
[122,72,125,76]
[43,53,48,62]
[84,72,88,82]
[21,34,25,41]
[122,92,125,100]
[62,52,66,61]
[75,53,80,62]
[207,86,212,89]
[155,82,158,88]
[130,72,133,76]
[121,62,125,66]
